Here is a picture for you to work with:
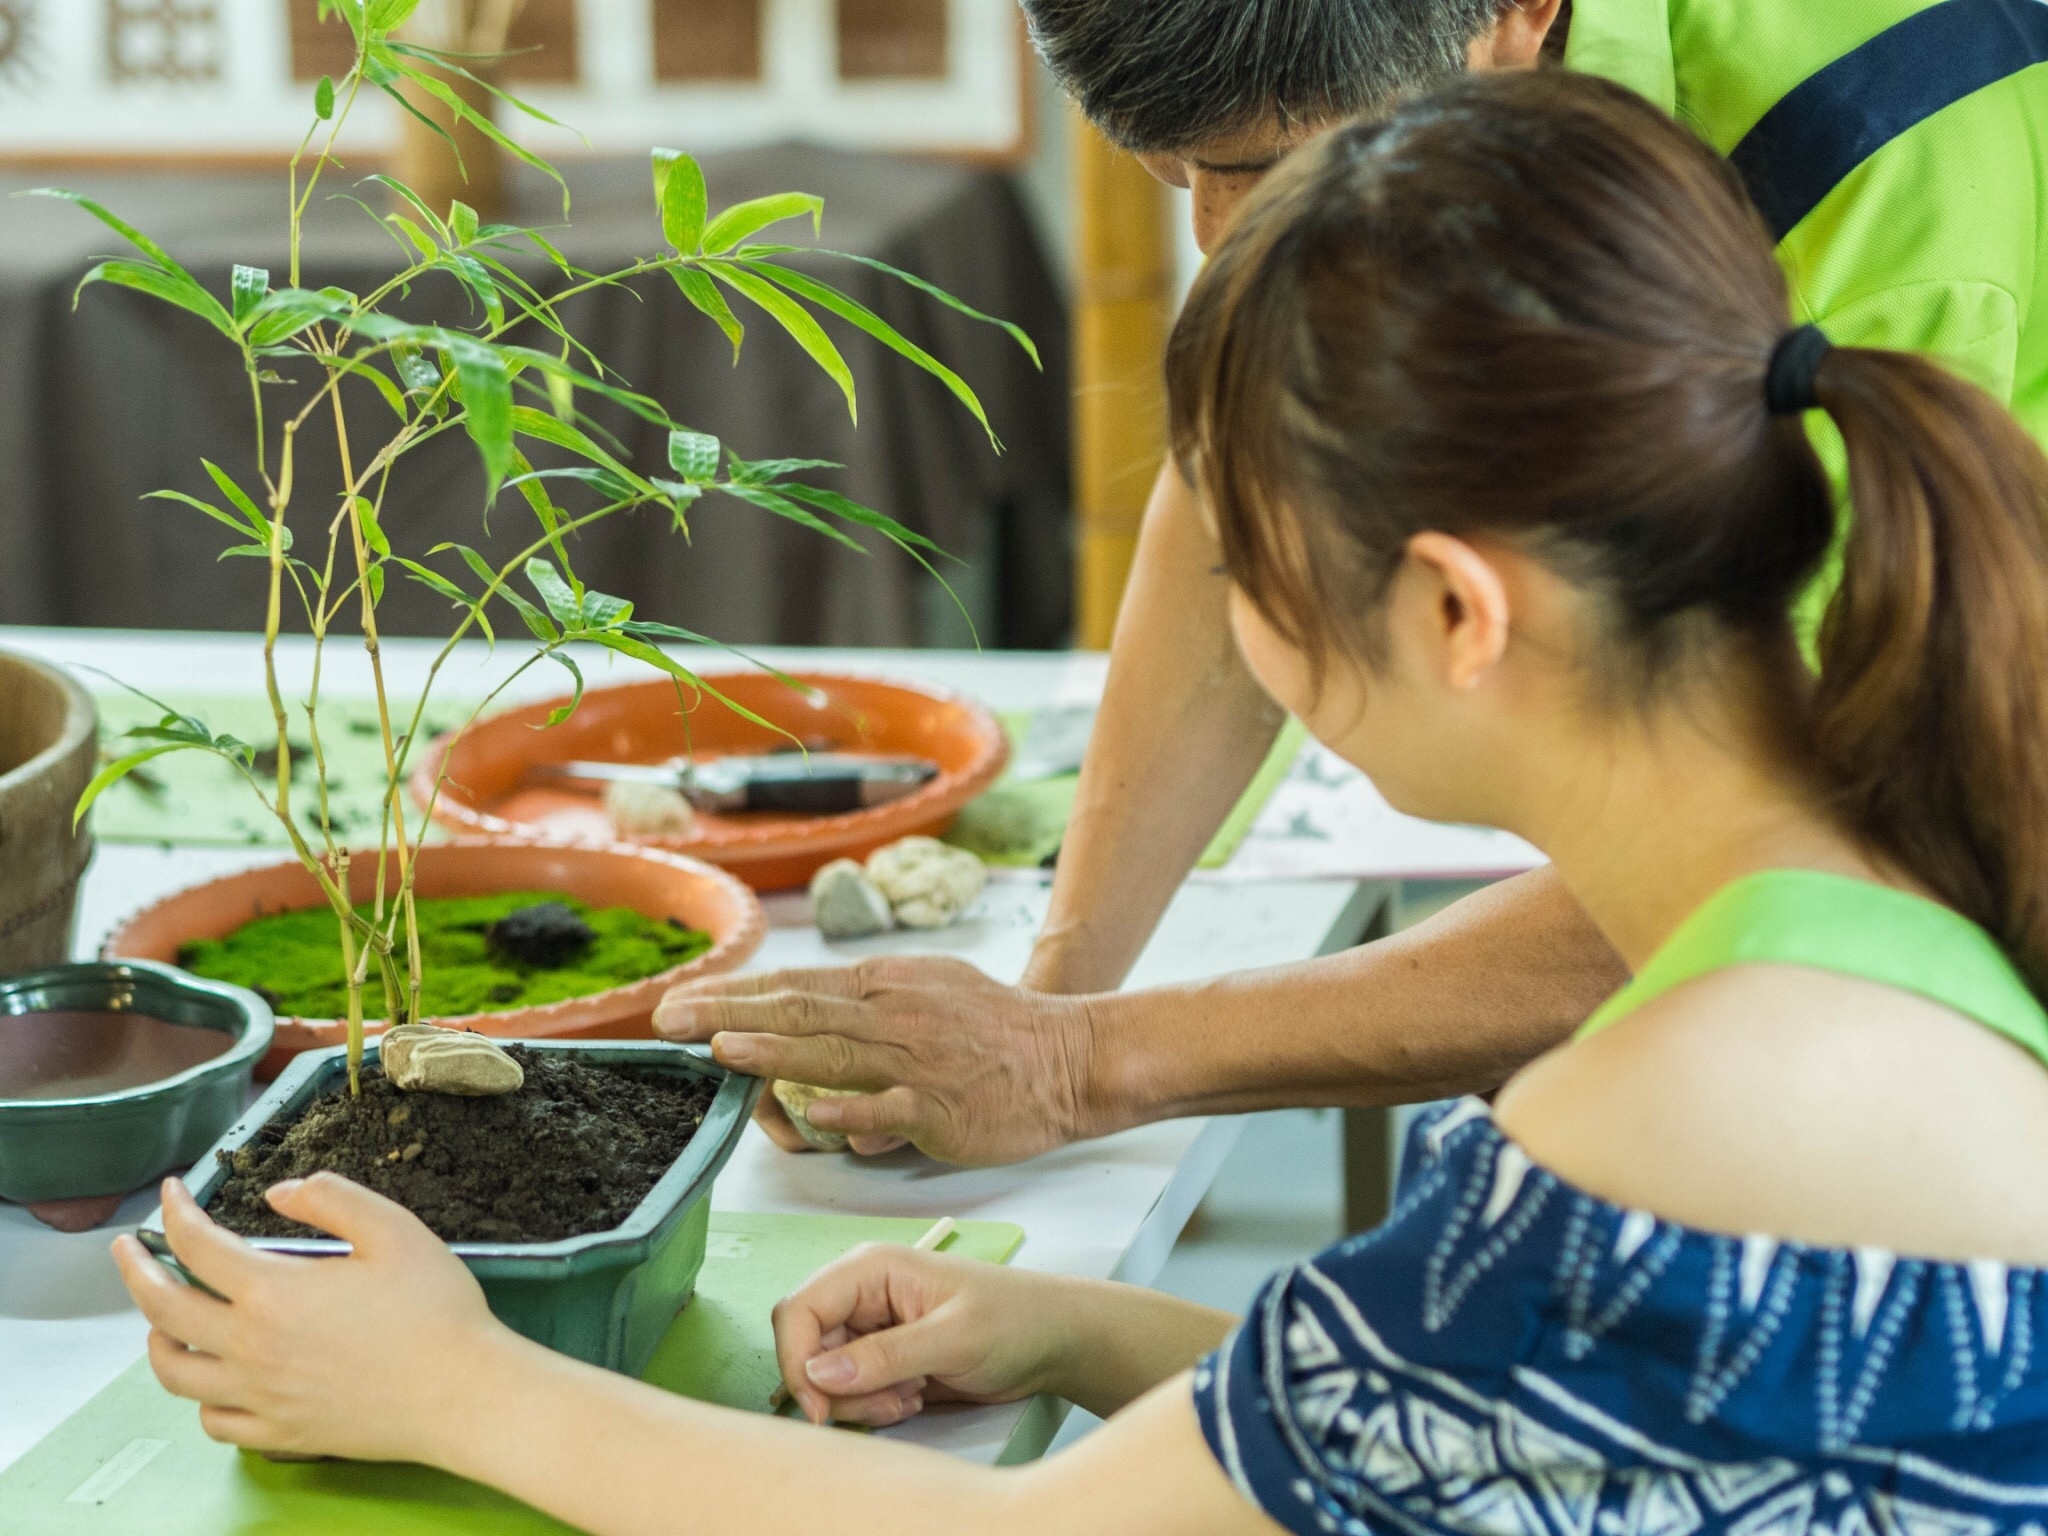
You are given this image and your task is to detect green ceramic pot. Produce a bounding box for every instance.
[147,1039,761,1376]
[0,962,275,1204]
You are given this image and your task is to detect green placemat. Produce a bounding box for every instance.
[945,715,1307,870]
[87,686,1308,872]
[86,691,475,850]
[0,1211,1025,1535]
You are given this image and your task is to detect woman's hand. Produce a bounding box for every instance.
[771,1245,1079,1427]
[112,1173,504,1463]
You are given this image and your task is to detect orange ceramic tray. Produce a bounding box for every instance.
[411,671,1010,891]
[101,838,766,1079]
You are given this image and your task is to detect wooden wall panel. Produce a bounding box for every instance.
[290,0,579,84]
[653,0,764,82]
[837,0,947,80]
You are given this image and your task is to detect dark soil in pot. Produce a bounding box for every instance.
[208,1047,715,1243]
[176,892,713,1021]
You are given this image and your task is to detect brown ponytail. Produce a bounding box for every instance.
[1170,69,2048,996]
[1812,350,2048,993]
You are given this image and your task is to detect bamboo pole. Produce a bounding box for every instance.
[1071,110,1173,650]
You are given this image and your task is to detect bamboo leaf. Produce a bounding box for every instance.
[652,148,707,254]
[525,557,580,626]
[701,193,822,256]
[201,460,269,532]
[245,285,353,347]
[721,482,866,554]
[144,488,265,544]
[668,429,721,483]
[74,260,237,338]
[231,265,270,325]
[445,336,512,493]
[393,556,465,603]
[24,189,189,275]
[545,652,584,727]
[355,496,391,559]
[708,265,856,422]
[362,174,451,245]
[74,746,198,827]
[668,267,743,362]
[777,482,946,556]
[747,260,999,448]
[510,405,644,490]
[807,248,1041,367]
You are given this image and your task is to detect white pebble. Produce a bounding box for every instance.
[866,837,987,930]
[604,778,696,838]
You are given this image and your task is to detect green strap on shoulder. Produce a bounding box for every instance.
[1579,871,2048,1069]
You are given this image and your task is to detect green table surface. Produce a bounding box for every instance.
[0,1211,1025,1536]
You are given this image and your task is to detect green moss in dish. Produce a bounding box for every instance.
[177,892,712,1020]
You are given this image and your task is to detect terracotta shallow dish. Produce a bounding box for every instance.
[100,839,766,1079]
[412,671,1011,891]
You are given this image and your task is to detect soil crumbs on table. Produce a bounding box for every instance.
[208,1048,717,1243]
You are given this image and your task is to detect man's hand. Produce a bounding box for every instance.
[652,957,1101,1167]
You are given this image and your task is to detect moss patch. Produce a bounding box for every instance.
[178,891,712,1021]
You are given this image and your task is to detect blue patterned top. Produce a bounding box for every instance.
[1194,1100,2048,1536]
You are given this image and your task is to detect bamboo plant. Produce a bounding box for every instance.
[49,0,1035,1094]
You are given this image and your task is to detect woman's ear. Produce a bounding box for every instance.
[1403,532,1511,690]
[1470,0,1567,69]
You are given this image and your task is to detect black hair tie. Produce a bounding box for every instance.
[1766,324,1833,416]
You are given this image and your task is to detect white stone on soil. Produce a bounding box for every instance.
[381,1025,525,1097]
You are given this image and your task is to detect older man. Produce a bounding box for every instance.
[658,0,2048,1164]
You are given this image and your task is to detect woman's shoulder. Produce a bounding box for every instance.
[1495,962,2048,1262]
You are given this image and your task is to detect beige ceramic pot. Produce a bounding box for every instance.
[100,838,765,1078]
[0,650,96,976]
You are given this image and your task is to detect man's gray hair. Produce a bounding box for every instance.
[1022,0,1506,152]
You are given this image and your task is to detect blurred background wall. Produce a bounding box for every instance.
[0,1,1192,650]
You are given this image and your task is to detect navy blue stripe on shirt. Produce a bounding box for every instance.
[1729,0,2048,241]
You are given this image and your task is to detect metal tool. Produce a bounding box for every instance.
[535,754,939,815]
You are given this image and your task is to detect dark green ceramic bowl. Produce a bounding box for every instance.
[0,961,275,1203]
[148,1039,761,1375]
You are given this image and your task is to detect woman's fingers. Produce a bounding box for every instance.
[113,1234,238,1357]
[145,1327,239,1406]
[156,1181,269,1301]
[819,1381,928,1427]
[804,1312,962,1401]
[196,1404,272,1450]
[263,1172,431,1258]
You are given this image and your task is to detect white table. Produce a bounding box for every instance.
[0,628,1384,1474]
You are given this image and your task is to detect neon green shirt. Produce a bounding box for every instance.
[1578,870,2048,1063]
[1568,0,2045,445]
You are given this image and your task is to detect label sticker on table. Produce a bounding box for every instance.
[65,1437,168,1505]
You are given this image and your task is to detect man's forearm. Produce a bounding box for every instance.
[1076,866,1628,1132]
[1026,463,1284,996]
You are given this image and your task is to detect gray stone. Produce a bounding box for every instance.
[809,858,895,940]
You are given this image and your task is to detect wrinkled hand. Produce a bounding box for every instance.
[112,1174,502,1463]
[653,956,1100,1167]
[771,1244,1074,1427]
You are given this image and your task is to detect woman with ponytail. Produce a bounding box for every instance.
[116,72,2048,1536]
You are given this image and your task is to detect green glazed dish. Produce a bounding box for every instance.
[146,1039,762,1376]
[0,962,274,1204]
